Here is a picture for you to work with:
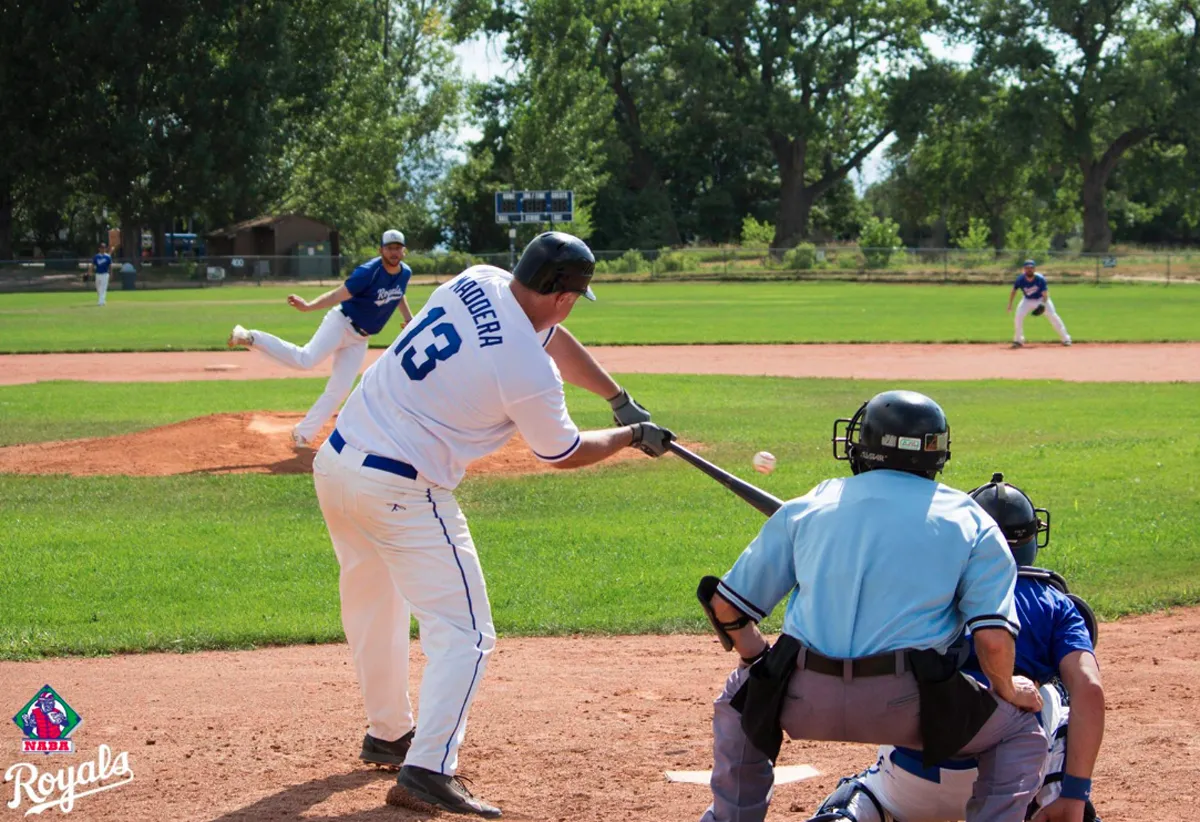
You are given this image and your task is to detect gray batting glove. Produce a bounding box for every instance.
[630,422,674,457]
[609,387,651,426]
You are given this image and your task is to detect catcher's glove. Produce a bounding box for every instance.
[1031,304,1046,316]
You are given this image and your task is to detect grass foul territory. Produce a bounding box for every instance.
[1,280,1198,352]
[1,375,1197,659]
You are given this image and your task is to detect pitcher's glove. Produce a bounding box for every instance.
[609,388,651,426]
[630,422,674,457]
[1032,304,1046,316]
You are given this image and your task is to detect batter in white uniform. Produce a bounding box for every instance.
[227,229,414,447]
[314,232,671,817]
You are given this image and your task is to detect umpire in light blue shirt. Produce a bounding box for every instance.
[697,390,1048,822]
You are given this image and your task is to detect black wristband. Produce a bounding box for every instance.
[741,648,768,666]
[718,614,752,631]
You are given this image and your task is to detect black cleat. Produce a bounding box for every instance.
[395,765,502,818]
[359,729,414,768]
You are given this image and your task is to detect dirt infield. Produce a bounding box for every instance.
[1,609,1196,821]
[0,412,653,477]
[3,341,1200,385]
[2,343,1196,820]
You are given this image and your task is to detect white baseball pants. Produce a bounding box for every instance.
[1014,298,1070,344]
[313,438,496,775]
[844,682,1068,821]
[95,273,109,306]
[250,308,368,442]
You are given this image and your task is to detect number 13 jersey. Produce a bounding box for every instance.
[334,265,582,488]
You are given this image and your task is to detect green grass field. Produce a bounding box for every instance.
[2,375,1197,659]
[1,280,1198,353]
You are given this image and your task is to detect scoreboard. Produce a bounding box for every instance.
[495,190,574,224]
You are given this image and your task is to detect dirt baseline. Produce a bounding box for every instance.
[1,608,1196,822]
[3,341,1200,385]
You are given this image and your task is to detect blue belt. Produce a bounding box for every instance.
[890,746,978,783]
[329,429,418,480]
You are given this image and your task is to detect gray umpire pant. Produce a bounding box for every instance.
[700,652,1047,822]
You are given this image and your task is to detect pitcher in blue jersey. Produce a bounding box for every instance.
[697,391,1047,822]
[1007,260,1072,348]
[808,473,1105,822]
[228,229,414,447]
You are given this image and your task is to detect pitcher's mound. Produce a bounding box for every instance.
[0,413,654,477]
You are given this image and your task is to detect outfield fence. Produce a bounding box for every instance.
[2,246,1197,292]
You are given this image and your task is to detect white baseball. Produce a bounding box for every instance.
[752,451,776,474]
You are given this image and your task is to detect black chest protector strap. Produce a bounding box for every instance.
[908,648,998,766]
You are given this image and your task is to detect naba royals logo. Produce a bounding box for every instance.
[11,684,81,754]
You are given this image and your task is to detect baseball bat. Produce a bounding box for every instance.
[667,441,783,517]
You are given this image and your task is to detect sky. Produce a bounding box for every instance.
[451,33,974,193]
[453,34,509,146]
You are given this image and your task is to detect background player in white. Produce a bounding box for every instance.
[1007,260,1071,348]
[227,229,414,448]
[88,242,113,306]
[807,473,1104,822]
[313,231,669,817]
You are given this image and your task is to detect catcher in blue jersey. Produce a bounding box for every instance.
[808,473,1104,822]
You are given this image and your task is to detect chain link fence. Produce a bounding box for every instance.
[1,246,1197,292]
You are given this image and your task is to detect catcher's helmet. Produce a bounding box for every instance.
[832,390,951,478]
[512,231,596,301]
[969,472,1050,566]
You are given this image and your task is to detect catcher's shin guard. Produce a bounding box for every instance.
[809,775,890,822]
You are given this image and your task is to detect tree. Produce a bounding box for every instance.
[478,0,684,248]
[457,0,776,249]
[277,0,466,254]
[879,68,1079,250]
[682,0,938,248]
[0,0,106,258]
[1,0,433,261]
[81,0,369,260]
[958,0,1200,251]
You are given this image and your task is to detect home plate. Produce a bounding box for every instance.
[665,764,820,785]
[204,364,240,372]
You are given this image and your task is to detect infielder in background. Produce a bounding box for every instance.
[228,229,413,448]
[1007,260,1071,348]
[809,473,1104,822]
[89,242,113,306]
[313,231,669,817]
[698,390,1047,822]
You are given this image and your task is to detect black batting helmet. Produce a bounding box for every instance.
[512,231,596,301]
[969,472,1050,567]
[832,390,951,478]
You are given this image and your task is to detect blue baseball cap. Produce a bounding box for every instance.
[1023,259,1036,267]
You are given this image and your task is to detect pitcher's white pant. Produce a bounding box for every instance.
[852,683,1068,821]
[95,273,109,306]
[1014,298,1070,344]
[250,307,368,442]
[313,437,496,775]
